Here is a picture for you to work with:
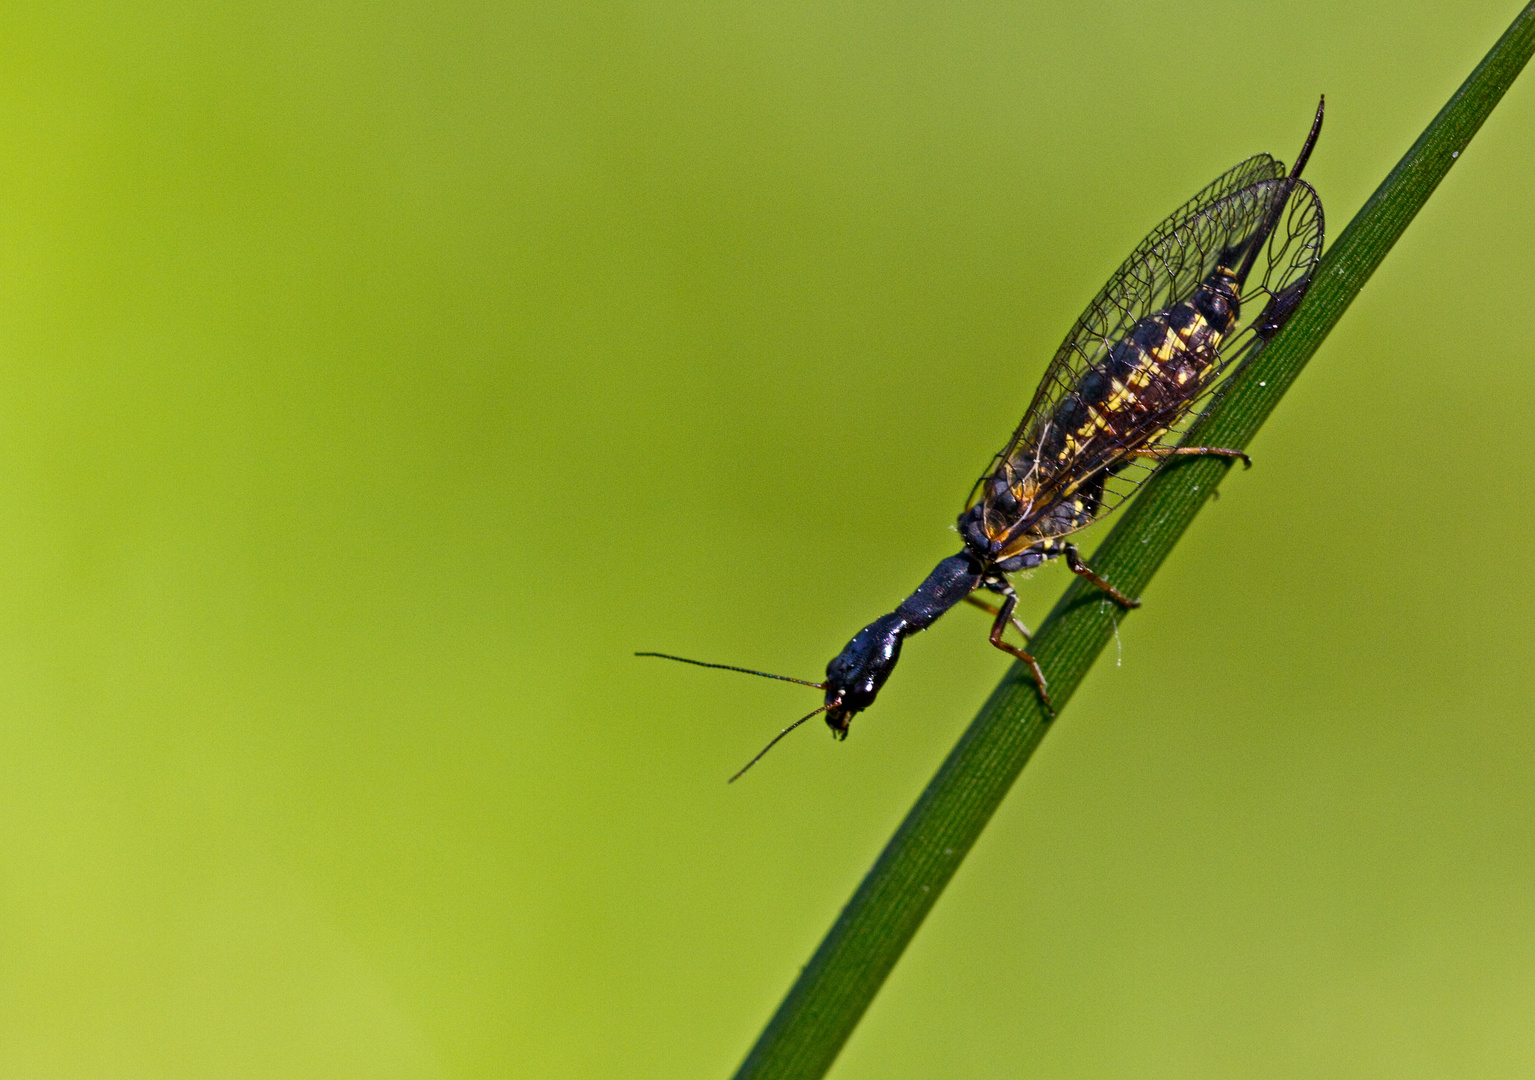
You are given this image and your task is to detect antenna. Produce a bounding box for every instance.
[635,651,836,781]
[634,652,825,689]
[728,701,839,783]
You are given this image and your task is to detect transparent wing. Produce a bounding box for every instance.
[991,155,1286,481]
[1016,154,1286,436]
[965,154,1280,513]
[968,167,1323,554]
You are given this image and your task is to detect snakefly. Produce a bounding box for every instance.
[642,99,1326,780]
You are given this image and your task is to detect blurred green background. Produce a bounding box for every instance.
[0,1,1531,1076]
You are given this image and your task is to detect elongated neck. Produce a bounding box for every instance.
[822,551,984,733]
[894,552,982,632]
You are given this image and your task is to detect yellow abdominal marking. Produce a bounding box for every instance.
[1101,387,1137,413]
[1018,299,1245,494]
[1100,346,1156,414]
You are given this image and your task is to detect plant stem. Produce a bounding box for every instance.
[732,5,1535,1078]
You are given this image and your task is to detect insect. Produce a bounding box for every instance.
[643,99,1326,780]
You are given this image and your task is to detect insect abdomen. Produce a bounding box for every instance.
[1034,263,1241,470]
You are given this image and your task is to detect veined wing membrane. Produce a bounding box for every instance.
[969,169,1323,557]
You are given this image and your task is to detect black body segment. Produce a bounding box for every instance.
[822,554,982,734]
[894,554,984,629]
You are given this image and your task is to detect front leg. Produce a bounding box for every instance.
[963,578,1032,642]
[983,589,1053,715]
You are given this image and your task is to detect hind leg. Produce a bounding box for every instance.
[1127,445,1251,469]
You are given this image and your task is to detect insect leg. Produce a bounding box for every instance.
[963,587,1033,641]
[1062,543,1141,608]
[984,590,1053,715]
[1128,446,1252,469]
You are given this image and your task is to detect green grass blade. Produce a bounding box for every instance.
[731,5,1535,1079]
